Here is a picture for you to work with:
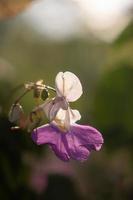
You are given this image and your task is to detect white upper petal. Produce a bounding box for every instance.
[55,71,83,102]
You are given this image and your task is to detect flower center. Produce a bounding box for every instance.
[54,118,69,133]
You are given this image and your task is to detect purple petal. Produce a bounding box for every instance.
[32,124,56,145]
[60,124,103,161]
[32,123,103,162]
[50,141,70,161]
[63,133,90,161]
[70,124,104,151]
[32,124,70,161]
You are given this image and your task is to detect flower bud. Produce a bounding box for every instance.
[41,89,49,101]
[8,103,23,123]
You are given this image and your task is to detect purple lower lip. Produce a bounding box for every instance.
[32,123,103,162]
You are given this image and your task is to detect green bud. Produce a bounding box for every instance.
[41,89,49,101]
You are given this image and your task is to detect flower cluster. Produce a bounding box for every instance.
[9,71,103,161]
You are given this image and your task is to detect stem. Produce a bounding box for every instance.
[14,89,32,104]
[13,84,55,104]
[46,86,56,92]
[2,84,25,114]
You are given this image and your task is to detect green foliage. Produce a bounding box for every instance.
[92,65,133,150]
[114,22,133,46]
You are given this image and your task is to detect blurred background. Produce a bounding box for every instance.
[0,0,133,199]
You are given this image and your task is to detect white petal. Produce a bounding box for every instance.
[54,107,81,131]
[69,108,81,123]
[56,107,81,125]
[54,96,68,110]
[55,71,83,102]
[49,100,62,121]
[40,97,68,121]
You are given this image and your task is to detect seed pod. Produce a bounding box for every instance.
[8,103,23,123]
[41,89,49,101]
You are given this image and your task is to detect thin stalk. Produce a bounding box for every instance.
[14,89,32,104]
[46,85,56,92]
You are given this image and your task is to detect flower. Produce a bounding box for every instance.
[41,71,83,123]
[32,71,103,161]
